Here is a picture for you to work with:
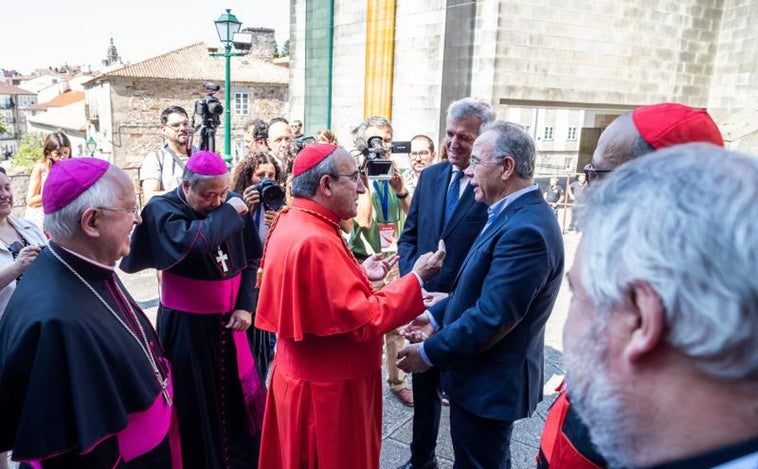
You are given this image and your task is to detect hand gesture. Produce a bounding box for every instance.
[225,309,252,331]
[411,240,446,281]
[242,186,261,211]
[422,290,448,308]
[389,160,405,193]
[396,343,431,373]
[226,196,249,216]
[401,312,435,343]
[14,245,42,275]
[362,253,398,281]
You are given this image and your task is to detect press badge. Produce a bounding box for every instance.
[378,223,397,253]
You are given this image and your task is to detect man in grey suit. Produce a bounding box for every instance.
[398,121,564,469]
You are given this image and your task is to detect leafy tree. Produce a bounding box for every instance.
[273,39,290,59]
[0,121,8,135]
[11,132,45,171]
[281,39,290,57]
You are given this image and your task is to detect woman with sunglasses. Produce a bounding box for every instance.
[24,132,72,230]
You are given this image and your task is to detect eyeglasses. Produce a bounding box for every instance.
[470,156,499,169]
[331,170,364,184]
[410,150,430,157]
[98,205,141,216]
[166,121,190,130]
[583,163,613,184]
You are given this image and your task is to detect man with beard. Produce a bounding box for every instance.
[538,102,726,469]
[563,144,758,469]
[140,105,197,201]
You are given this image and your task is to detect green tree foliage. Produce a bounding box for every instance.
[11,132,45,171]
[273,39,290,58]
[281,39,290,57]
[0,121,8,135]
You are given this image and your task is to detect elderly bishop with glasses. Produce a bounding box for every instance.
[0,158,182,467]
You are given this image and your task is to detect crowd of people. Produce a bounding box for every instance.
[0,100,755,469]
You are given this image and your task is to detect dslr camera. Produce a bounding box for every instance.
[356,136,410,180]
[192,82,224,152]
[255,177,286,211]
[294,135,315,155]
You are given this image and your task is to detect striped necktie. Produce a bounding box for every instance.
[445,170,462,224]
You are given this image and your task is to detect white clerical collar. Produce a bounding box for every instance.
[56,244,116,271]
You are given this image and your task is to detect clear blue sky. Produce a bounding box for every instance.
[2,0,290,74]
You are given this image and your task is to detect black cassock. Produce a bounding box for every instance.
[121,187,265,469]
[0,244,178,468]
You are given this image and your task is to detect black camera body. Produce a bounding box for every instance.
[194,83,223,129]
[294,135,315,155]
[357,136,411,180]
[255,177,286,212]
[192,83,224,153]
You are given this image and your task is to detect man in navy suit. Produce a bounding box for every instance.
[396,97,493,469]
[398,121,565,469]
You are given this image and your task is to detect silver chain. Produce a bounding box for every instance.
[49,246,171,405]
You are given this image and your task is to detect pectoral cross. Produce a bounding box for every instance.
[161,378,172,406]
[216,248,229,272]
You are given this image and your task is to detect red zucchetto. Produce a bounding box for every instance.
[186,151,228,175]
[632,102,724,150]
[292,144,338,177]
[43,158,110,214]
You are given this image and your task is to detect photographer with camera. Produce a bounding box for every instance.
[232,151,286,387]
[347,116,414,407]
[192,83,224,153]
[140,105,198,202]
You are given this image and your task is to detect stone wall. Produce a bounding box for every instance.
[105,77,287,182]
[293,0,755,147]
[706,0,758,120]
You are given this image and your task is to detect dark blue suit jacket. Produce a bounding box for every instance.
[424,188,564,422]
[398,161,488,292]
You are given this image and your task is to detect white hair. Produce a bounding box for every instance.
[577,143,758,381]
[44,172,120,241]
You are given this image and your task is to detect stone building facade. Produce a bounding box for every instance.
[289,0,758,160]
[84,41,289,184]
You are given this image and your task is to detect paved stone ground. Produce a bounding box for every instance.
[4,231,577,469]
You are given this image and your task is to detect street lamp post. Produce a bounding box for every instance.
[210,9,243,169]
[85,137,97,157]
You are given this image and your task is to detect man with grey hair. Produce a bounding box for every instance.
[254,143,446,469]
[122,150,265,467]
[538,102,726,469]
[396,97,493,469]
[398,121,565,468]
[349,115,415,406]
[0,158,181,466]
[564,143,758,468]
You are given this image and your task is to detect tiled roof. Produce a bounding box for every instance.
[0,83,36,95]
[91,43,288,85]
[27,90,84,110]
